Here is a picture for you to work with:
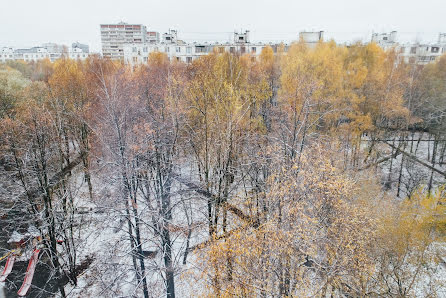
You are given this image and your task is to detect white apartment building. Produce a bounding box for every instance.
[124,30,333,66]
[372,31,446,65]
[0,47,14,62]
[0,43,90,63]
[123,31,285,66]
[124,42,275,66]
[100,22,151,60]
[398,43,445,65]
[122,27,446,67]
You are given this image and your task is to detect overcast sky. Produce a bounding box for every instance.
[1,0,445,52]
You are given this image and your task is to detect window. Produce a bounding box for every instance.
[218,47,224,53]
[251,47,256,53]
[176,57,181,61]
[186,57,192,63]
[165,47,170,52]
[154,46,159,52]
[143,57,148,62]
[133,57,138,63]
[431,47,439,53]
[132,47,137,52]
[230,47,235,53]
[410,47,417,54]
[195,46,206,53]
[239,36,244,41]
[383,37,388,40]
[240,46,246,54]
[186,47,192,54]
[176,47,181,53]
[143,47,148,52]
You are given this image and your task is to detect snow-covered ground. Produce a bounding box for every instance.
[1,134,445,297]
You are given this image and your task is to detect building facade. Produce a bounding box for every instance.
[0,43,90,63]
[147,31,160,44]
[100,22,150,60]
[398,43,445,65]
[123,30,287,66]
[372,31,446,65]
[120,27,446,67]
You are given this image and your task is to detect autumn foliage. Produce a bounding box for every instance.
[0,42,445,297]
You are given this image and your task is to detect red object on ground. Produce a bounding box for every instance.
[0,255,15,282]
[17,249,40,296]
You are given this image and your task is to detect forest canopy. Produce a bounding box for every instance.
[0,42,445,297]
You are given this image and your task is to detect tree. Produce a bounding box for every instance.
[373,187,446,296]
[195,148,379,297]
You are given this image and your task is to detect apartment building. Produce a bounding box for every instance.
[0,47,14,61]
[124,42,273,66]
[100,22,149,60]
[122,26,446,67]
[372,31,446,64]
[147,31,160,44]
[0,43,90,63]
[123,29,331,66]
[398,43,445,64]
[123,30,287,66]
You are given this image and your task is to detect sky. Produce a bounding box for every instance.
[0,0,445,52]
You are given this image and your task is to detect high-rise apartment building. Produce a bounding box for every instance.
[147,31,160,44]
[100,22,147,60]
